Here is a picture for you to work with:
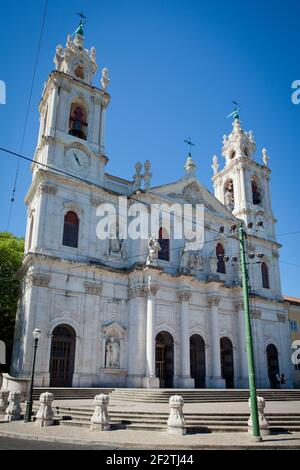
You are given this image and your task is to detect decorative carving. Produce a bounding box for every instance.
[90,196,103,207]
[90,394,110,431]
[5,391,22,421]
[35,392,54,427]
[169,182,204,204]
[105,337,120,368]
[37,183,57,195]
[25,273,51,288]
[167,395,186,435]
[84,281,102,295]
[177,290,191,302]
[247,396,270,436]
[147,283,159,297]
[250,310,262,319]
[128,286,147,299]
[222,119,256,164]
[0,391,9,412]
[208,296,220,307]
[179,247,189,273]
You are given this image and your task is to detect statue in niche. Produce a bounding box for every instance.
[180,247,190,273]
[146,235,161,265]
[190,251,203,272]
[209,255,217,275]
[105,336,120,368]
[224,180,235,211]
[108,225,123,256]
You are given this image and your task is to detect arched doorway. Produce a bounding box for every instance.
[266,343,279,389]
[49,324,76,387]
[220,337,234,388]
[190,334,206,388]
[155,331,174,388]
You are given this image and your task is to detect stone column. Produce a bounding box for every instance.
[235,302,249,388]
[99,100,109,155]
[48,79,61,134]
[178,290,194,388]
[143,282,159,388]
[208,296,225,388]
[127,286,147,387]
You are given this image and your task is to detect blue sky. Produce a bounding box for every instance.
[1,0,299,296]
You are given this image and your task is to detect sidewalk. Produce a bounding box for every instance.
[0,420,300,449]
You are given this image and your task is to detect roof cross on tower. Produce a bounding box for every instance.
[184,137,195,156]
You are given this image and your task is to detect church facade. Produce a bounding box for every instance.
[10,26,294,389]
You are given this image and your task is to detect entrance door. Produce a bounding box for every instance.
[190,334,206,388]
[220,337,234,388]
[155,331,174,388]
[49,324,76,387]
[266,343,279,388]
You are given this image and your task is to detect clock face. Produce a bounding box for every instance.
[65,148,90,176]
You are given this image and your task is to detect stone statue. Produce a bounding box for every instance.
[209,256,217,275]
[101,67,110,91]
[109,227,122,255]
[232,257,240,285]
[66,34,73,49]
[192,252,203,271]
[262,147,269,166]
[90,47,96,63]
[211,155,219,175]
[146,235,161,265]
[180,247,189,273]
[54,45,64,70]
[105,337,120,368]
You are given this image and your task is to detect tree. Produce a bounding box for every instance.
[0,232,24,372]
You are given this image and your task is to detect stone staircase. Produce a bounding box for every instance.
[32,387,114,401]
[109,388,300,403]
[31,403,300,433]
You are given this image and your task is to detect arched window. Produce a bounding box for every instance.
[251,177,262,205]
[68,103,88,140]
[216,243,226,274]
[158,227,170,261]
[224,179,234,211]
[63,211,79,248]
[261,262,270,289]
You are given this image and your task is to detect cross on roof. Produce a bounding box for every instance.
[184,137,195,156]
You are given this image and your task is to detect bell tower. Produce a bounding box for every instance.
[211,113,276,241]
[34,19,110,186]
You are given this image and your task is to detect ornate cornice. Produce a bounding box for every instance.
[84,281,102,295]
[25,273,51,288]
[177,290,192,302]
[208,296,221,307]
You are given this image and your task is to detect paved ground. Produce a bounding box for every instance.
[0,421,300,449]
[0,435,120,450]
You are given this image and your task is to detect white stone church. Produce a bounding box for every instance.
[10,24,293,390]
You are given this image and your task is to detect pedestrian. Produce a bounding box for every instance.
[275,372,281,389]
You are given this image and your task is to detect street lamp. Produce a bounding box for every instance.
[24,328,41,422]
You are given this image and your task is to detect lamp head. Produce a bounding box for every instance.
[33,328,41,340]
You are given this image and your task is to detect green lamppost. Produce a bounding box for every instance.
[24,328,41,422]
[238,221,261,440]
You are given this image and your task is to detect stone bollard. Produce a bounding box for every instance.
[248,396,270,436]
[35,392,54,427]
[0,390,9,413]
[167,395,186,435]
[90,394,110,431]
[5,391,22,421]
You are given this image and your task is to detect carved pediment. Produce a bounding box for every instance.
[168,182,204,204]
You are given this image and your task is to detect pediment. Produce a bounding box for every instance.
[150,178,237,221]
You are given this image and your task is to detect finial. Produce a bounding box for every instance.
[226,100,240,121]
[212,155,219,175]
[262,148,269,166]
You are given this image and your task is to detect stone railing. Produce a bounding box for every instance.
[105,174,135,195]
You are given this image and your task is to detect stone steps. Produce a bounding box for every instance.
[32,387,114,400]
[32,404,300,433]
